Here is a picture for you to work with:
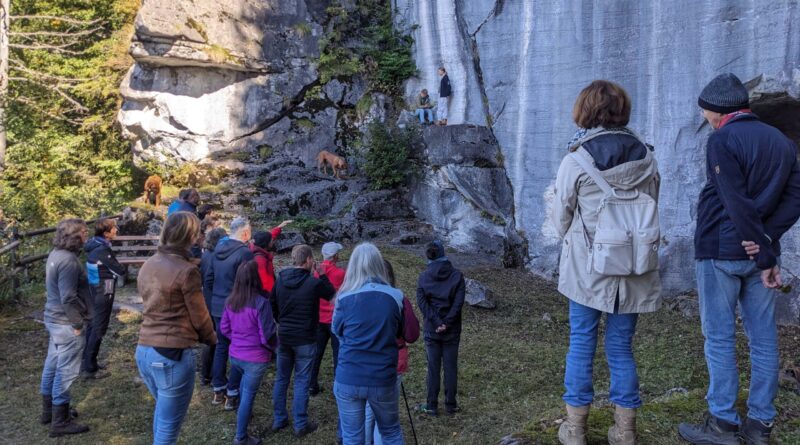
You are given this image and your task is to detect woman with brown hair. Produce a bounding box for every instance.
[40,218,92,437]
[135,211,217,444]
[551,80,661,445]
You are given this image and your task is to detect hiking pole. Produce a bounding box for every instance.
[400,381,419,445]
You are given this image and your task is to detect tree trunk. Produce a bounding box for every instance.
[0,0,9,171]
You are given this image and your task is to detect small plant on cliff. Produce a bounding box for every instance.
[363,122,415,190]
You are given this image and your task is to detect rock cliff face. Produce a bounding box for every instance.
[396,0,800,324]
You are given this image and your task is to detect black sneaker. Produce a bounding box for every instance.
[294,421,318,438]
[678,412,739,445]
[224,395,239,411]
[270,420,289,433]
[80,370,110,380]
[446,406,461,416]
[740,417,772,445]
[415,403,438,416]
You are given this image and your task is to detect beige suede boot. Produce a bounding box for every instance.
[608,406,637,445]
[558,404,589,445]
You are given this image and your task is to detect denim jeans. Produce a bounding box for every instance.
[425,335,460,411]
[230,357,268,441]
[135,345,195,445]
[414,108,434,124]
[365,376,402,445]
[310,322,340,393]
[272,343,316,432]
[335,381,404,445]
[696,259,779,424]
[82,282,115,373]
[563,299,641,409]
[211,316,241,395]
[40,322,86,405]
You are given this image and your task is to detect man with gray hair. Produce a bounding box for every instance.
[205,216,254,409]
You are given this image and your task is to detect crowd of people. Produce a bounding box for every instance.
[36,71,800,445]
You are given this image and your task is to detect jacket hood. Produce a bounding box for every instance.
[278,267,310,289]
[249,244,270,257]
[575,146,657,191]
[427,260,456,281]
[83,237,108,253]
[215,238,249,261]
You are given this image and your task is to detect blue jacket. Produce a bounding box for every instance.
[204,239,254,317]
[333,281,404,387]
[167,200,197,216]
[416,259,465,341]
[695,113,800,269]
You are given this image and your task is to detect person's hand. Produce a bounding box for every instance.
[315,262,327,276]
[741,240,760,259]
[278,220,294,229]
[74,328,82,336]
[761,265,783,289]
[435,324,447,333]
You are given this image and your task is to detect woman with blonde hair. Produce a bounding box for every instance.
[136,211,217,444]
[552,80,661,445]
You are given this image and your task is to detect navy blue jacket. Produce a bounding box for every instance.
[695,113,800,269]
[205,239,254,317]
[439,74,451,98]
[416,259,465,341]
[581,133,648,171]
[270,267,335,346]
[333,281,404,387]
[84,237,127,281]
[199,249,215,311]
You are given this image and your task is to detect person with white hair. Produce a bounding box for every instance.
[310,242,346,396]
[333,243,408,445]
[205,216,254,409]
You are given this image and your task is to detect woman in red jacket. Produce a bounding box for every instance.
[249,220,292,293]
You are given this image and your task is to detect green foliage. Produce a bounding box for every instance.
[257,144,273,160]
[185,17,208,42]
[295,118,316,130]
[355,95,372,117]
[292,22,311,38]
[1,0,140,228]
[318,1,416,94]
[363,121,415,190]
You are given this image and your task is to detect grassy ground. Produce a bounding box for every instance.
[1,247,799,444]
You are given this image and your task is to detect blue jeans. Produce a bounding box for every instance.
[415,108,433,124]
[563,299,641,409]
[211,316,241,395]
[335,381,404,445]
[230,358,268,441]
[40,322,85,405]
[135,345,195,445]
[697,259,779,424]
[364,376,402,445]
[272,343,316,432]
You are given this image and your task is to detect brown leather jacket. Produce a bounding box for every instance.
[137,246,217,348]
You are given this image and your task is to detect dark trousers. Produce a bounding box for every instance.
[425,335,460,411]
[200,318,216,382]
[310,322,339,392]
[211,315,241,393]
[82,281,115,373]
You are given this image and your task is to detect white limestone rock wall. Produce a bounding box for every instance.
[397,0,800,323]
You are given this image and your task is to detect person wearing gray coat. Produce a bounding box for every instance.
[551,80,661,445]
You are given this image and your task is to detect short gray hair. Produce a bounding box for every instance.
[229,216,250,240]
[337,242,389,296]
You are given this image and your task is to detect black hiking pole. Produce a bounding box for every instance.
[400,381,419,445]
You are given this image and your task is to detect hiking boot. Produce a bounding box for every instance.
[294,421,318,438]
[415,403,438,416]
[41,396,78,424]
[212,391,225,405]
[270,420,289,433]
[81,370,110,380]
[739,417,772,445]
[49,403,89,437]
[446,406,461,416]
[558,404,589,445]
[678,412,739,445]
[233,434,262,445]
[608,406,637,445]
[224,395,239,411]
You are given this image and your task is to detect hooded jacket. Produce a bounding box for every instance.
[416,259,466,341]
[167,199,197,216]
[271,267,336,346]
[84,236,127,282]
[205,238,254,317]
[318,259,346,324]
[221,294,278,363]
[552,130,662,314]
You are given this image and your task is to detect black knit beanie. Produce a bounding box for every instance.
[253,231,272,249]
[698,73,749,114]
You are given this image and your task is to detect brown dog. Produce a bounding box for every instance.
[142,175,163,207]
[316,150,348,179]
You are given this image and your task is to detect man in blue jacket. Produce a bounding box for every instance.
[679,73,800,445]
[205,216,254,408]
[416,240,466,416]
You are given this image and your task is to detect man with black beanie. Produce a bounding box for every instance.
[679,73,800,445]
[416,240,465,416]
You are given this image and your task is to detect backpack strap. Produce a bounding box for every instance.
[569,151,615,196]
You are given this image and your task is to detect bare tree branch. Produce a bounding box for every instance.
[11,96,83,125]
[9,76,89,113]
[10,15,102,26]
[9,26,104,38]
[8,59,92,83]
[9,42,87,55]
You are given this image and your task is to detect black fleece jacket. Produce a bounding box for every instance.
[271,268,336,346]
[416,259,465,341]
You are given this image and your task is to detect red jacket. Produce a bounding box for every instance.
[250,227,281,293]
[397,297,420,374]
[318,259,345,324]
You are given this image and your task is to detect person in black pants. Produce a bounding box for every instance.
[81,218,127,380]
[199,227,227,386]
[416,240,466,416]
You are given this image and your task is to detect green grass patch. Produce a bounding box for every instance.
[185,17,208,42]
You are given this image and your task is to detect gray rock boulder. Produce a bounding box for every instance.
[465,278,496,309]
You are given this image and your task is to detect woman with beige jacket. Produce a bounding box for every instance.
[551,80,661,445]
